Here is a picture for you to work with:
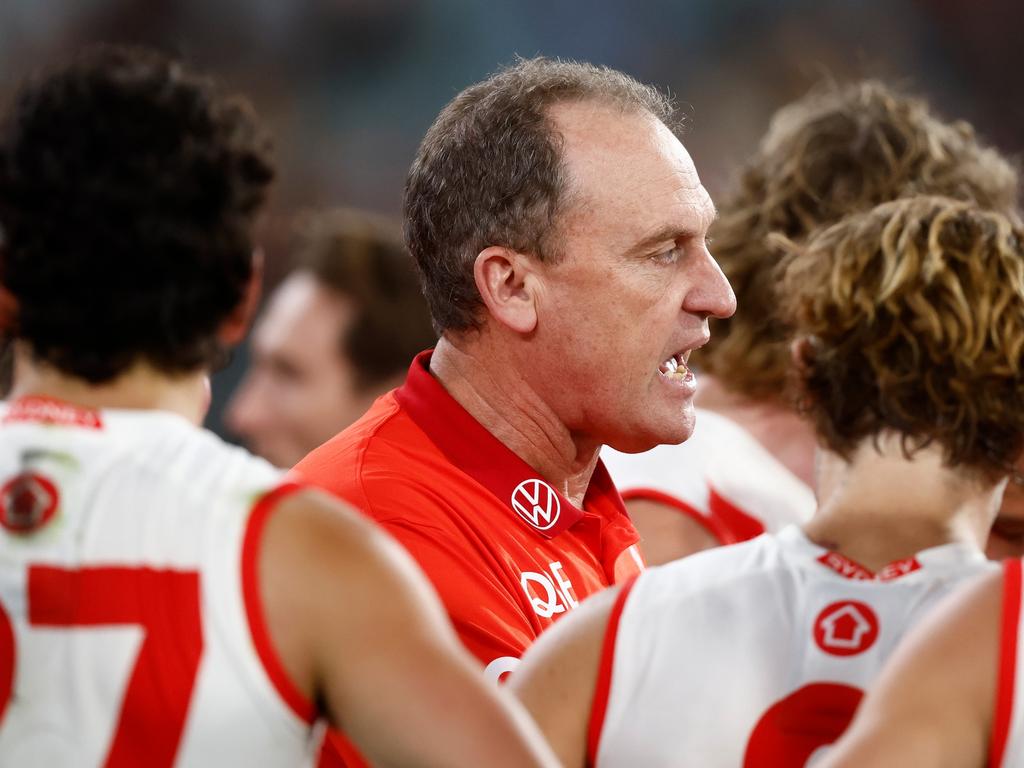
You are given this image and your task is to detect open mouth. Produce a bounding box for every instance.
[658,351,692,380]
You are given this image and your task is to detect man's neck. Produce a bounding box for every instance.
[803,436,1000,570]
[9,346,210,426]
[430,336,600,507]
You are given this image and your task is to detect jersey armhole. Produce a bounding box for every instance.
[707,486,766,543]
[241,481,318,725]
[991,558,1022,768]
[620,487,731,545]
[586,573,640,768]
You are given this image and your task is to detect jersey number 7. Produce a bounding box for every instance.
[0,565,202,766]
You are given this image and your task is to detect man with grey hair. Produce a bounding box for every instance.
[295,55,735,764]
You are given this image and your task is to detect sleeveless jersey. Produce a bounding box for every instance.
[602,408,815,545]
[0,397,317,767]
[591,526,993,767]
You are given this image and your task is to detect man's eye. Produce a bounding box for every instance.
[652,246,681,264]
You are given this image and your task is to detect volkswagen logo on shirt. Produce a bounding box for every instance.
[510,478,561,531]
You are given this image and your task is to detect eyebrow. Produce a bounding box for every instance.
[626,207,720,255]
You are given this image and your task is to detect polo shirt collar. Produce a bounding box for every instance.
[395,350,627,539]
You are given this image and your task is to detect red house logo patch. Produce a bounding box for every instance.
[813,600,879,657]
[0,472,59,534]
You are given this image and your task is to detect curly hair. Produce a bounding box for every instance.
[778,196,1024,478]
[292,208,435,390]
[404,56,676,333]
[0,44,274,383]
[695,80,1019,402]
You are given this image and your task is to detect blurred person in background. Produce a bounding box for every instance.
[293,56,735,766]
[0,44,558,768]
[226,208,435,468]
[603,80,1021,565]
[513,195,1024,766]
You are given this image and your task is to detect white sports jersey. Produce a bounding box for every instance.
[591,526,993,768]
[602,408,815,545]
[0,396,317,767]
[992,559,1024,766]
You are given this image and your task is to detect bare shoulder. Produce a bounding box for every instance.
[625,496,720,563]
[256,487,562,768]
[263,486,440,609]
[513,583,622,689]
[510,582,629,768]
[253,487,452,708]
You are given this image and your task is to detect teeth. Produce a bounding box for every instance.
[659,354,689,377]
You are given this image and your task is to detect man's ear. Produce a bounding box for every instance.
[219,250,264,345]
[0,285,18,334]
[790,336,812,371]
[790,336,816,411]
[473,246,539,334]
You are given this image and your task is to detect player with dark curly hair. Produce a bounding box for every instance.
[0,44,557,767]
[0,44,272,383]
[603,80,1020,564]
[512,196,1024,767]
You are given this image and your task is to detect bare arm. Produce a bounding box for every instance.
[823,569,1002,767]
[625,497,720,565]
[508,584,622,768]
[260,489,560,768]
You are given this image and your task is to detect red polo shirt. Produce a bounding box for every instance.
[294,350,643,668]
[293,351,643,766]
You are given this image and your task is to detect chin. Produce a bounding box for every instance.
[658,405,697,445]
[609,417,695,454]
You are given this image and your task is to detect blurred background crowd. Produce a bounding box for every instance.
[1,0,1021,448]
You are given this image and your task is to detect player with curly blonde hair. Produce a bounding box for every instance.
[603,81,1021,564]
[513,195,1024,768]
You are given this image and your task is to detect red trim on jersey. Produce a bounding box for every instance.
[587,574,640,767]
[241,481,316,725]
[619,487,732,545]
[991,558,1022,768]
[876,557,922,582]
[816,551,922,582]
[394,351,587,538]
[707,486,766,543]
[3,395,103,429]
[0,599,13,725]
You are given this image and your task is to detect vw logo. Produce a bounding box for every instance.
[510,478,561,531]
